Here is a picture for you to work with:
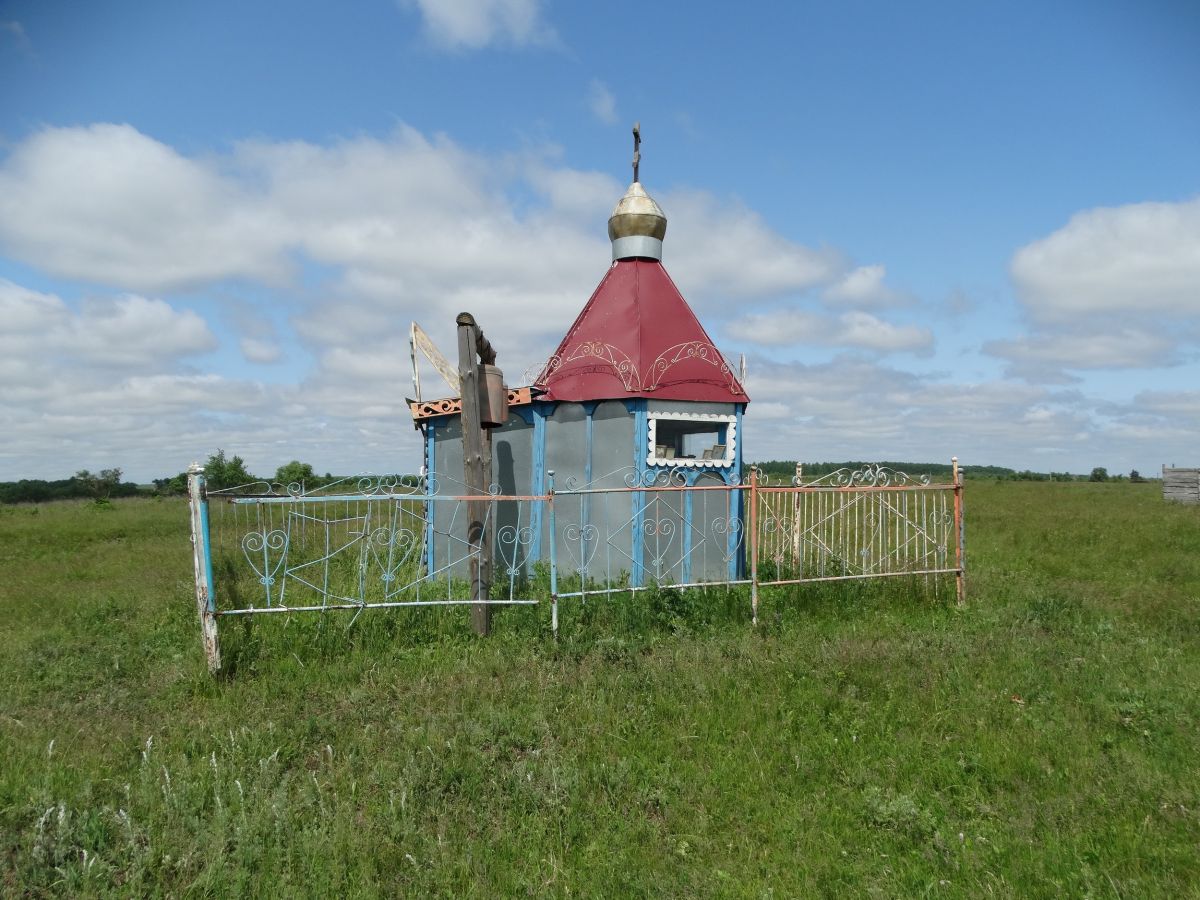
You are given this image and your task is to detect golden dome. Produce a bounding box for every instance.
[607,182,667,241]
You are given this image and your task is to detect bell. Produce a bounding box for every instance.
[478,364,508,427]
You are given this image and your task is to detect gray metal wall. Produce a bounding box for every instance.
[545,401,638,585]
[429,419,467,575]
[430,414,538,576]
[491,415,535,577]
[427,399,741,583]
[689,471,739,582]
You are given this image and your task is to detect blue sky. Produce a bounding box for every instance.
[1,0,1198,481]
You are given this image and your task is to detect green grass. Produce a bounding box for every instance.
[1,483,1198,897]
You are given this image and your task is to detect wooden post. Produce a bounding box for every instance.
[186,463,222,673]
[481,425,494,609]
[457,312,492,635]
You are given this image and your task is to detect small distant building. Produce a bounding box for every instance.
[1162,466,1199,504]
[412,161,749,583]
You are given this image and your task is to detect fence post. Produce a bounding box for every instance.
[749,465,759,626]
[187,462,222,674]
[952,456,966,606]
[547,470,558,639]
[792,462,802,566]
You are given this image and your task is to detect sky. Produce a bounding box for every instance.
[1,0,1198,482]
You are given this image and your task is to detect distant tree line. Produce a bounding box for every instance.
[2,451,338,505]
[0,468,142,504]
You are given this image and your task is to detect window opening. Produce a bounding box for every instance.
[648,414,735,466]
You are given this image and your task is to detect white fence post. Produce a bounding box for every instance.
[187,462,222,674]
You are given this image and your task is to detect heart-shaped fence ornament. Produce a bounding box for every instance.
[368,525,422,589]
[496,524,537,578]
[711,516,744,564]
[563,523,600,573]
[242,529,289,601]
[641,501,680,579]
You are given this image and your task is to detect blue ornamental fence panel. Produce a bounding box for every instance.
[185,465,543,672]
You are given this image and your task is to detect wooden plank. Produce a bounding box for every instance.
[412,321,461,394]
[1163,467,1200,503]
[1161,468,1200,504]
[457,313,492,636]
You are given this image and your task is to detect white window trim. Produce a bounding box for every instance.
[647,411,737,468]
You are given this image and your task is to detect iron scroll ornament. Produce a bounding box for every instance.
[206,473,432,499]
[793,465,933,488]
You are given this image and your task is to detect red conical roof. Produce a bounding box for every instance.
[536,259,748,403]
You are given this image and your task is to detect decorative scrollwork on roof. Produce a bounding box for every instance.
[644,341,742,394]
[540,341,640,391]
[540,339,743,395]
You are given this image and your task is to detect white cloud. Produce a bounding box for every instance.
[727,309,932,354]
[240,337,282,364]
[1011,196,1200,322]
[726,309,824,346]
[985,327,1178,382]
[0,280,216,366]
[822,264,903,307]
[0,124,289,291]
[0,123,877,390]
[1133,389,1200,417]
[837,311,932,354]
[0,278,430,481]
[739,355,1110,469]
[996,196,1200,383]
[663,190,847,307]
[0,280,299,480]
[60,374,272,418]
[400,0,554,49]
[588,79,618,125]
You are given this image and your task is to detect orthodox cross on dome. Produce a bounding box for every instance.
[632,122,641,183]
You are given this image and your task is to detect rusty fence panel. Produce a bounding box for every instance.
[751,461,965,604]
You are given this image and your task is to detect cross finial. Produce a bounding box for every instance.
[632,121,641,183]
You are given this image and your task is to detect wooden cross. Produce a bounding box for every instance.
[632,122,641,183]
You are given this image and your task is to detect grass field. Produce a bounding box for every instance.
[2,481,1198,897]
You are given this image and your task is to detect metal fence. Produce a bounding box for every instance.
[750,463,965,624]
[187,461,965,672]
